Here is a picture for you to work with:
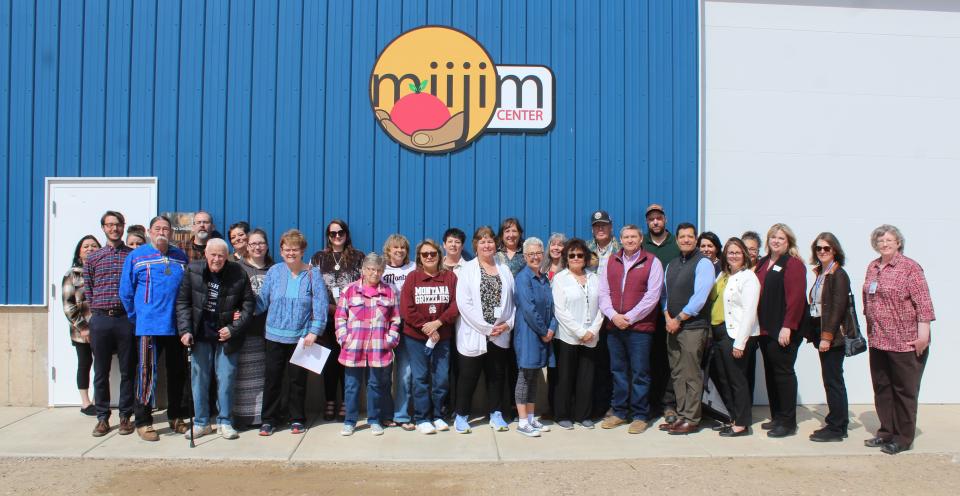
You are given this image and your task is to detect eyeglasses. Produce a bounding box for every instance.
[420,251,439,259]
[102,222,123,229]
[567,253,585,260]
[524,251,544,257]
[248,241,266,247]
[815,246,833,253]
[328,230,345,238]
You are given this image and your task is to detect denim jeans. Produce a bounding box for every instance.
[344,366,392,425]
[607,330,653,421]
[404,337,450,423]
[191,340,238,427]
[392,335,413,423]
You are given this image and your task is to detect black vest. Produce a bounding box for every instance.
[665,250,709,329]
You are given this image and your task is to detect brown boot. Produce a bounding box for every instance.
[137,425,160,442]
[92,419,110,437]
[168,418,189,434]
[118,416,134,435]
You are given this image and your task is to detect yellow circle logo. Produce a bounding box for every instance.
[370,26,498,154]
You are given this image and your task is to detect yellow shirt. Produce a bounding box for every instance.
[708,273,729,326]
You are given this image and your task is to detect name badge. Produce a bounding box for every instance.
[772,265,783,272]
[493,306,504,320]
[332,287,341,299]
[868,281,878,294]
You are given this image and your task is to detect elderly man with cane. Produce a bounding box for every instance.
[177,238,255,441]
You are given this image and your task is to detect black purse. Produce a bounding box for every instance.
[843,292,867,357]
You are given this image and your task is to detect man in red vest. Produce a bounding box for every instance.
[597,225,664,434]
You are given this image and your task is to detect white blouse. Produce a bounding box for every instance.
[721,269,761,350]
[551,269,604,348]
[455,258,516,357]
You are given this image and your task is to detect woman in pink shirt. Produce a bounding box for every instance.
[335,252,402,437]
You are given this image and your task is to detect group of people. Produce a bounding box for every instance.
[63,204,934,455]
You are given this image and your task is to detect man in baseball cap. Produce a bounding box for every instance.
[587,210,620,274]
[586,209,621,420]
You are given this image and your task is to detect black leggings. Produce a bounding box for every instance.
[455,344,508,416]
[322,339,345,404]
[515,368,539,405]
[74,342,93,390]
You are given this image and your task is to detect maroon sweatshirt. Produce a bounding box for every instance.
[399,269,459,341]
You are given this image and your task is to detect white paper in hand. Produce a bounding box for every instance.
[289,337,331,375]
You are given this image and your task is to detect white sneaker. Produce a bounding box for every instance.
[184,425,213,439]
[433,419,450,432]
[530,418,550,432]
[341,424,355,436]
[370,423,385,436]
[418,422,437,435]
[220,424,239,440]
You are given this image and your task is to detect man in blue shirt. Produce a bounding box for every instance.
[659,222,714,434]
[120,215,191,441]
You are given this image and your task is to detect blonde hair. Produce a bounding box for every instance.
[279,229,307,250]
[382,234,410,266]
[765,223,800,259]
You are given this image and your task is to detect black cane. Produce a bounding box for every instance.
[187,345,195,448]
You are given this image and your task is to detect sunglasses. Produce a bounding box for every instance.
[328,230,345,238]
[420,251,439,258]
[815,245,832,253]
[567,253,585,260]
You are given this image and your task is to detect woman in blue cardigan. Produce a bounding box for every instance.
[512,237,558,437]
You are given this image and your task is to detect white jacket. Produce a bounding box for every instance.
[455,258,516,357]
[720,269,761,350]
[551,269,604,348]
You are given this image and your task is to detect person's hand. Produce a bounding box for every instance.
[232,310,241,322]
[180,333,193,347]
[422,320,442,337]
[778,327,791,347]
[818,339,831,353]
[218,327,232,342]
[541,330,555,343]
[429,333,440,344]
[375,110,465,152]
[732,347,744,359]
[611,314,630,330]
[666,317,681,334]
[304,333,317,347]
[581,331,595,343]
[491,322,508,336]
[907,323,931,357]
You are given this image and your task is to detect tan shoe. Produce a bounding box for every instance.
[168,418,189,434]
[601,415,627,429]
[137,425,160,442]
[628,419,649,434]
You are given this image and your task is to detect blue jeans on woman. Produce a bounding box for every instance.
[392,335,413,423]
[190,340,238,428]
[404,337,451,423]
[344,366,392,426]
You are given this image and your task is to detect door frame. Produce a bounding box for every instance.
[44,177,158,406]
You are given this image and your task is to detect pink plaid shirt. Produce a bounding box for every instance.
[862,253,936,353]
[335,281,401,367]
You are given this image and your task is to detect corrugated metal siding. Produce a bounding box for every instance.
[0,0,698,305]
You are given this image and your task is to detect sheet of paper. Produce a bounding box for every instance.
[289,338,331,375]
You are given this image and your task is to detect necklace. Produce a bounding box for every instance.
[332,251,343,271]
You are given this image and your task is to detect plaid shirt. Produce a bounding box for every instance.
[334,281,400,368]
[177,238,206,262]
[863,253,936,352]
[83,243,133,309]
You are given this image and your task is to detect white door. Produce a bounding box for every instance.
[46,178,157,406]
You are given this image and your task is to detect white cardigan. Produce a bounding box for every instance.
[455,258,516,357]
[720,269,761,350]
[551,269,604,348]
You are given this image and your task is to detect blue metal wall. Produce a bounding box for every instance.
[0,0,698,305]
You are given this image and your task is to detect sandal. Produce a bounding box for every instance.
[382,420,398,428]
[323,401,336,421]
[400,422,416,431]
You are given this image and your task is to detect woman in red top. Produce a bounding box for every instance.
[862,225,935,455]
[755,223,807,438]
[400,239,459,434]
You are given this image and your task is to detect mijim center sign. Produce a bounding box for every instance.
[370,26,555,154]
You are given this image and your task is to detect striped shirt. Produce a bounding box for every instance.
[82,243,133,309]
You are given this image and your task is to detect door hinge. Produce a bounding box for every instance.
[51,367,56,381]
[51,283,56,298]
[51,201,56,216]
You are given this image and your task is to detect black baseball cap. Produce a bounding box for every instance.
[590,210,612,225]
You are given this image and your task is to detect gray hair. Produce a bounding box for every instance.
[522,237,544,253]
[362,251,386,271]
[870,224,905,253]
[620,224,642,237]
[205,238,229,254]
[541,232,567,272]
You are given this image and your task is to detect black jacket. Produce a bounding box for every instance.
[176,259,255,354]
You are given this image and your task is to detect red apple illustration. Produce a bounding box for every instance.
[389,80,451,135]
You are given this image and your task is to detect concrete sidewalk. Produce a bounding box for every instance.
[0,405,956,462]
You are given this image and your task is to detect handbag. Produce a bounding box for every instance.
[843,292,867,357]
